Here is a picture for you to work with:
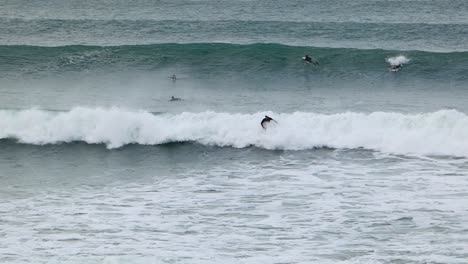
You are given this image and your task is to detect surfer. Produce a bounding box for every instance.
[170,74,177,82]
[389,64,402,72]
[170,96,182,101]
[303,54,318,65]
[261,115,277,129]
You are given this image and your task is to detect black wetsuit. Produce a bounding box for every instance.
[261,116,274,129]
[304,56,313,63]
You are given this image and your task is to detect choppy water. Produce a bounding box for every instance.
[1,0,468,263]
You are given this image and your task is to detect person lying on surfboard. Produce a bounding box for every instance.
[170,96,182,101]
[303,54,319,65]
[261,115,277,129]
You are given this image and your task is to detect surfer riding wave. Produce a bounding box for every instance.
[261,115,278,129]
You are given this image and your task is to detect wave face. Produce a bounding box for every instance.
[1,107,467,157]
[1,44,468,80]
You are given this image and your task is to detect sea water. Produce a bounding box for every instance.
[1,1,468,263]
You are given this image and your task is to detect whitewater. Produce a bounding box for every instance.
[1,107,467,157]
[1,0,468,263]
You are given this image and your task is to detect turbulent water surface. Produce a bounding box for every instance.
[1,1,468,263]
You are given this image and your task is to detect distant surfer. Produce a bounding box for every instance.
[170,74,177,82]
[388,64,402,72]
[261,115,277,129]
[303,54,318,65]
[170,96,182,101]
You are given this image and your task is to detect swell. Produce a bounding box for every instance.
[5,18,468,25]
[0,43,467,80]
[1,18,468,51]
[1,107,467,157]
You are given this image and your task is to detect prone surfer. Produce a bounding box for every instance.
[261,115,277,129]
[170,96,182,101]
[303,54,319,65]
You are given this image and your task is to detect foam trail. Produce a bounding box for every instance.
[0,107,467,157]
[386,55,410,65]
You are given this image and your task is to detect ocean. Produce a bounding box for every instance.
[1,0,468,263]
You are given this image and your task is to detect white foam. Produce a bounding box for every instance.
[386,55,410,65]
[1,107,467,157]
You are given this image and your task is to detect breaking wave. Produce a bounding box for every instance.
[1,107,467,157]
[386,55,410,66]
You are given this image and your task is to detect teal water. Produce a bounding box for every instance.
[2,44,468,78]
[1,1,468,263]
[2,0,468,51]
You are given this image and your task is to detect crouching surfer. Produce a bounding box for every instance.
[261,115,278,129]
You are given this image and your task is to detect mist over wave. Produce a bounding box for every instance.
[1,107,467,157]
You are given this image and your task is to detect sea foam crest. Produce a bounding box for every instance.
[0,107,467,157]
[386,55,410,65]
